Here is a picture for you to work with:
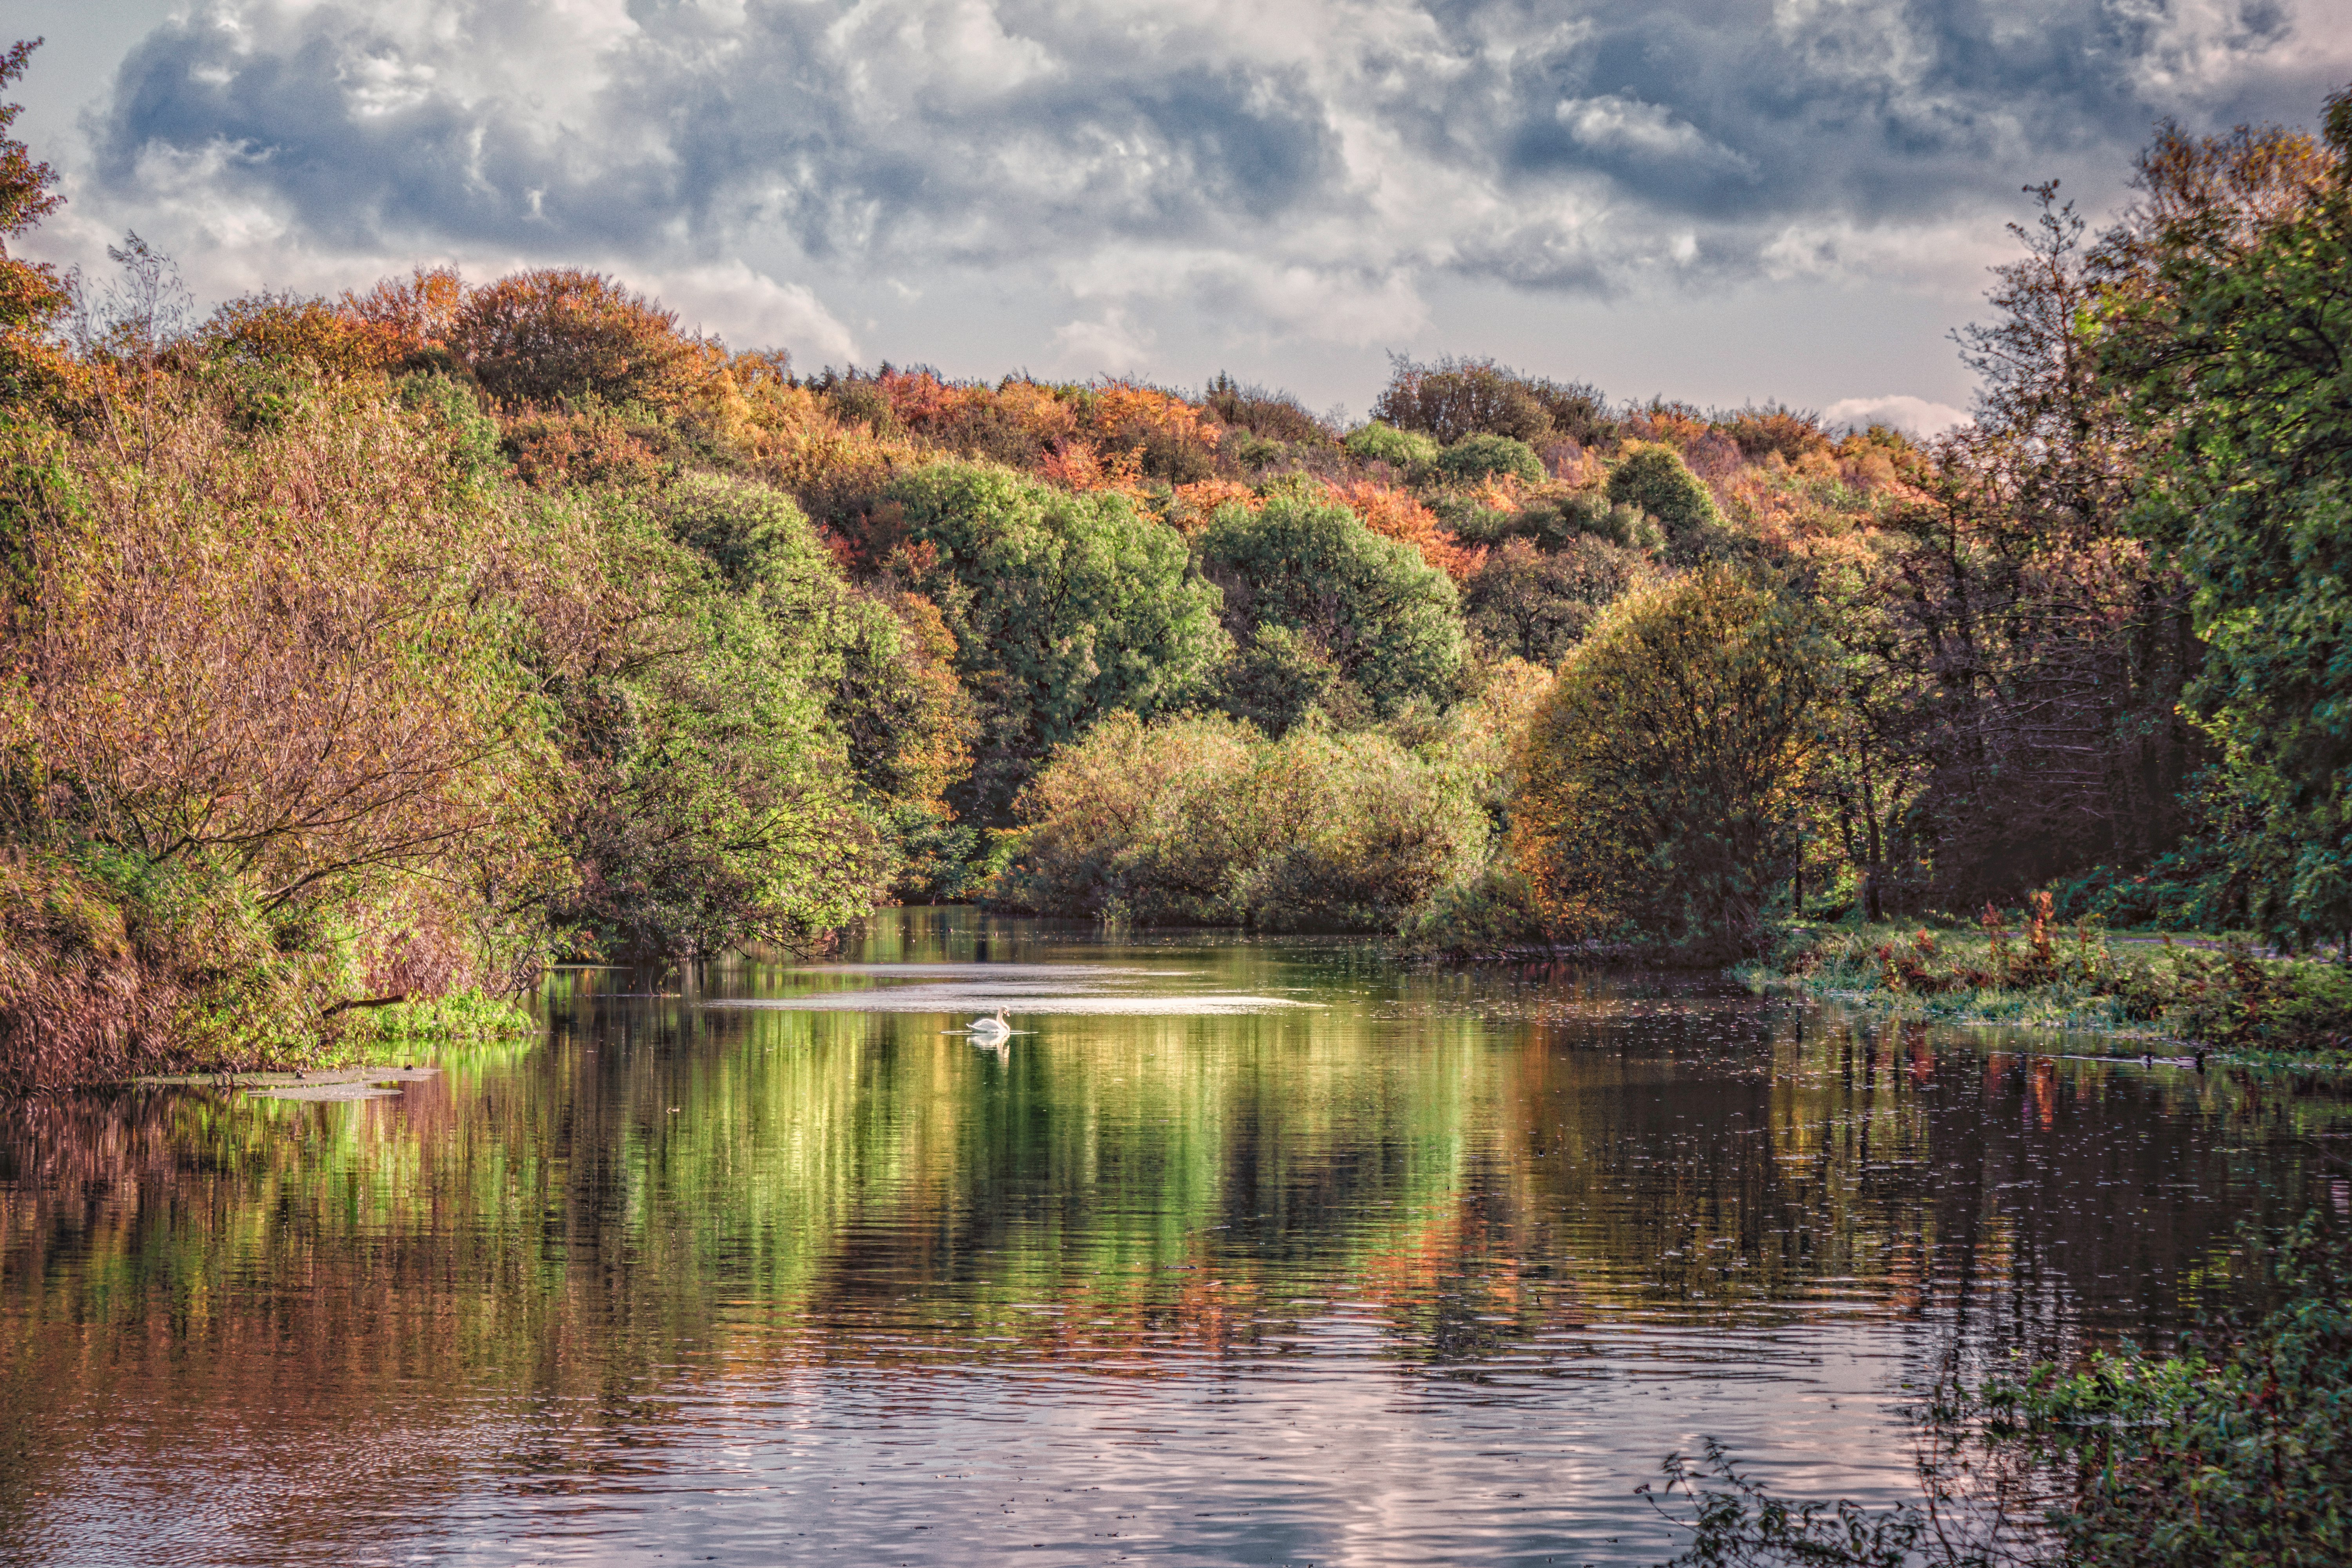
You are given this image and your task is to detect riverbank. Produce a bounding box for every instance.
[1736,906,2352,1067]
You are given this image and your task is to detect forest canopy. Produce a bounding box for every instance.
[2,32,2347,1085]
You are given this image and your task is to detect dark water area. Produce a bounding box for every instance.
[4,909,2347,1567]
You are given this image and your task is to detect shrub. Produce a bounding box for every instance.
[1373,354,1553,444]
[1203,372,1333,445]
[1722,403,1831,463]
[1513,566,1826,959]
[1605,441,1724,539]
[995,712,1487,931]
[1199,493,1464,727]
[1342,420,1441,470]
[1434,433,1544,485]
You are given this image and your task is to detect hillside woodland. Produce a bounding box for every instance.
[2,39,2348,1086]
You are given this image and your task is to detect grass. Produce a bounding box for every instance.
[1740,895,2352,1066]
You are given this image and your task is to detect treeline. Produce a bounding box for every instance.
[0,36,2346,1084]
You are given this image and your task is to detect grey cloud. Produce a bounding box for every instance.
[87,0,2350,318]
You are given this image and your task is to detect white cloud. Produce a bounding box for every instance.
[1051,309,1158,378]
[645,261,861,367]
[1823,393,1969,436]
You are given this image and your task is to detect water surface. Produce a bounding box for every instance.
[4,909,2345,1566]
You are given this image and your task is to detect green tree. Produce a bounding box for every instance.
[553,476,882,959]
[1461,537,1642,668]
[884,461,1226,821]
[1513,566,1825,958]
[1434,433,1544,485]
[2109,91,2352,947]
[1198,493,1464,731]
[997,711,1486,931]
[1605,442,1724,545]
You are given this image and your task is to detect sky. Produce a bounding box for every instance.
[4,1,2347,431]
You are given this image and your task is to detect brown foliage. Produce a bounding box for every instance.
[1,374,585,931]
[451,268,701,408]
[1321,478,1485,581]
[503,403,668,489]
[202,292,408,377]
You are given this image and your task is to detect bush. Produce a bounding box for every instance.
[1203,372,1333,445]
[1606,441,1723,538]
[1513,567,1826,959]
[1342,420,1440,470]
[1374,355,1553,445]
[550,478,889,960]
[1512,490,1664,552]
[1434,432,1544,485]
[1199,492,1464,727]
[995,712,1487,931]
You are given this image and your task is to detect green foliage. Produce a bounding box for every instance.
[884,461,1226,821]
[1606,442,1724,541]
[553,478,884,960]
[1341,420,1440,470]
[995,711,1487,931]
[1434,432,1544,485]
[1756,907,2352,1058]
[1396,862,1552,955]
[1199,492,1463,729]
[2111,92,2352,950]
[395,372,501,485]
[1997,1214,2352,1567]
[1514,567,1826,959]
[1461,536,1643,667]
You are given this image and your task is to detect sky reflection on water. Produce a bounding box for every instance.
[4,908,2345,1566]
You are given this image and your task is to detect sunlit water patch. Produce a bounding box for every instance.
[4,907,2346,1567]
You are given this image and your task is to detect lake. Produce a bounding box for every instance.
[4,907,2344,1567]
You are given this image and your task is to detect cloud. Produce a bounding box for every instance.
[1823,393,1971,437]
[1051,308,1158,378]
[51,0,2352,362]
[643,262,862,367]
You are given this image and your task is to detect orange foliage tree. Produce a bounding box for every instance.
[0,40,71,409]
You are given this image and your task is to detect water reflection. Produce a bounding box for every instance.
[2,908,2345,1566]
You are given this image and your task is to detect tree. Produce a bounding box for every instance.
[1461,537,1641,668]
[1513,567,1825,958]
[1372,354,1612,446]
[451,268,701,408]
[884,462,1226,821]
[0,39,70,408]
[552,475,883,959]
[1198,492,1464,731]
[1606,443,1722,543]
[2104,89,2352,947]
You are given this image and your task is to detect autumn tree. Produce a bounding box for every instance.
[0,39,70,408]
[451,268,701,408]
[1513,567,1825,958]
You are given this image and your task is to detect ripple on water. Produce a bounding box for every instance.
[0,908,2340,1567]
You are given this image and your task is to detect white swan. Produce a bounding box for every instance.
[967,1007,1011,1041]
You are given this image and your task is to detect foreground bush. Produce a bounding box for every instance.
[1513,566,1825,960]
[993,712,1486,931]
[1653,1216,2352,1568]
